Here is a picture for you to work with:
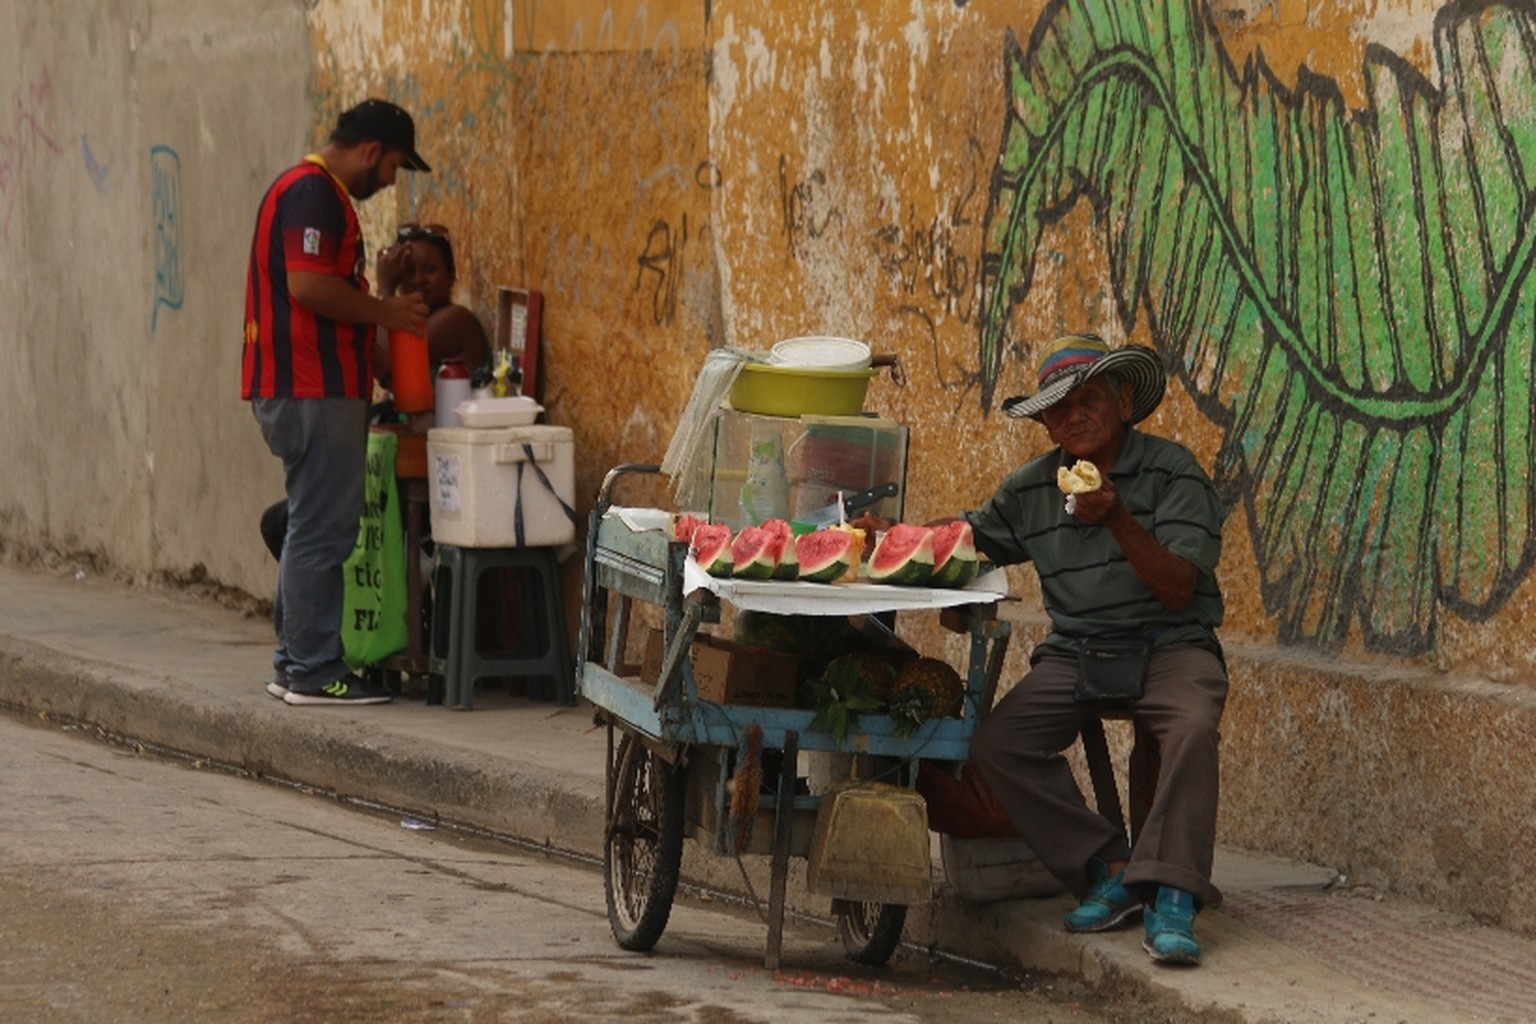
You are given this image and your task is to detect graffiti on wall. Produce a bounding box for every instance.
[634,161,721,327]
[637,211,688,325]
[81,137,109,195]
[871,138,984,327]
[977,0,1536,654]
[0,68,65,240]
[780,155,844,255]
[151,145,182,332]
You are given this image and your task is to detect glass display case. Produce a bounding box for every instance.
[700,409,908,530]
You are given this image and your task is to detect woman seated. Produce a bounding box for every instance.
[376,222,490,380]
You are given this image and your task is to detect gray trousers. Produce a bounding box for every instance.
[251,397,368,688]
[968,643,1228,907]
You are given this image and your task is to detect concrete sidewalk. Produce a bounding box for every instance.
[2,562,1534,1023]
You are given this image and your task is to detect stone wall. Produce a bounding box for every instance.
[0,1,308,592]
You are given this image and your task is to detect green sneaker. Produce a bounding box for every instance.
[1063,857,1141,932]
[283,673,392,706]
[1143,886,1201,965]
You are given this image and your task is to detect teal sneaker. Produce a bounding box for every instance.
[1063,858,1141,932]
[1143,886,1201,964]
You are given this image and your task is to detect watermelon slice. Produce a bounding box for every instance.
[760,518,798,580]
[674,513,708,544]
[690,522,735,577]
[732,525,779,579]
[929,520,979,588]
[868,524,935,585]
[795,528,859,583]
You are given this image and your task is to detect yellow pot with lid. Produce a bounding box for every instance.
[728,363,880,417]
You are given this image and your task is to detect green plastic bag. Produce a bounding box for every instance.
[342,430,409,668]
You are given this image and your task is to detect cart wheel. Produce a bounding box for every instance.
[833,899,907,966]
[604,733,686,951]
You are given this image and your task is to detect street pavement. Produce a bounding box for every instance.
[4,705,1024,1024]
[2,562,1535,1023]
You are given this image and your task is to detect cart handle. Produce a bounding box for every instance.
[596,463,662,509]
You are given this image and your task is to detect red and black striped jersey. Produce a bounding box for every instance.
[242,156,374,399]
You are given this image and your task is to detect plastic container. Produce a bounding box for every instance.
[388,330,434,413]
[426,424,576,547]
[455,396,543,428]
[433,359,471,428]
[738,420,790,524]
[770,336,872,370]
[806,781,933,904]
[729,364,879,417]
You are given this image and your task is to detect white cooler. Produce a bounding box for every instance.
[426,424,577,548]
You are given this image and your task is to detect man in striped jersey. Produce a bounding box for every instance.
[242,99,432,707]
[964,334,1229,966]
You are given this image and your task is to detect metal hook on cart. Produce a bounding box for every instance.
[870,353,907,387]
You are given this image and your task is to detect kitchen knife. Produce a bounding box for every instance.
[800,482,899,527]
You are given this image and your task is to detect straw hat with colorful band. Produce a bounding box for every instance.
[1001,334,1167,424]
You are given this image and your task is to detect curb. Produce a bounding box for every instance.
[0,640,605,861]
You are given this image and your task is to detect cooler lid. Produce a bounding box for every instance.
[428,424,573,445]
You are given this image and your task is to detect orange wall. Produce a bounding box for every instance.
[309,0,1536,681]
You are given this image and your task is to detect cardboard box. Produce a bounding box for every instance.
[692,635,798,707]
[641,629,667,685]
[642,629,797,708]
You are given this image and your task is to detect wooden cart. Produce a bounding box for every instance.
[577,464,1012,969]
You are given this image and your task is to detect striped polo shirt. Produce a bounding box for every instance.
[241,156,373,399]
[965,430,1226,651]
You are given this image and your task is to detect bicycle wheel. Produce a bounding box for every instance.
[604,733,686,951]
[833,899,907,966]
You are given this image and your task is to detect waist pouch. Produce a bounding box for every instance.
[1074,636,1152,704]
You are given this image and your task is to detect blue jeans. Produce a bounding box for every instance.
[251,397,368,688]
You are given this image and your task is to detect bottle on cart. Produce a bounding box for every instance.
[739,420,790,525]
[509,354,524,397]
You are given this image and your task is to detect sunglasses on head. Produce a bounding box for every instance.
[397,222,449,242]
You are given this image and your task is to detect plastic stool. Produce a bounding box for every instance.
[429,543,575,709]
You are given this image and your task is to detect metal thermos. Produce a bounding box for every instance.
[434,358,471,428]
[388,330,433,413]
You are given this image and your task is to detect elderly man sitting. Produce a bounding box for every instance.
[964,333,1228,966]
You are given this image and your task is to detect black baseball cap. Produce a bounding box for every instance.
[334,99,431,173]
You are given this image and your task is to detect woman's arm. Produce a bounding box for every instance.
[427,303,491,370]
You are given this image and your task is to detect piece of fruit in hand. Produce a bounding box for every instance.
[1056,460,1102,495]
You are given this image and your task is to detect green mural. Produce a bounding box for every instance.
[978,0,1536,654]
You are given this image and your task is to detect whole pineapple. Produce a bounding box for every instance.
[887,657,964,737]
[808,652,899,742]
[823,651,899,703]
